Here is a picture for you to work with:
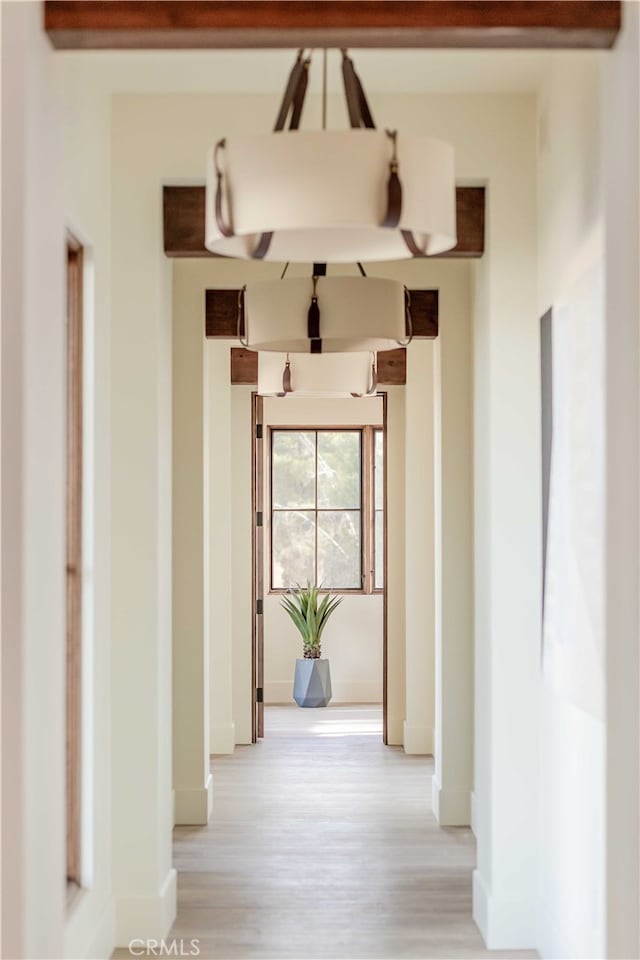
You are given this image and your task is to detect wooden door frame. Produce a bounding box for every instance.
[251,395,389,741]
[251,393,264,741]
[66,232,83,888]
[381,393,388,745]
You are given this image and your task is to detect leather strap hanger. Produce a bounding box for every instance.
[351,354,378,398]
[276,356,293,396]
[214,139,234,238]
[341,50,375,130]
[253,51,311,260]
[215,51,312,257]
[340,51,416,252]
[307,263,326,353]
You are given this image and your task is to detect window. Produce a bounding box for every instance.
[270,427,384,593]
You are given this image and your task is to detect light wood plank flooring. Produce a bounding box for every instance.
[114,705,536,960]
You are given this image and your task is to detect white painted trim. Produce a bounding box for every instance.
[473,869,537,950]
[85,898,116,959]
[432,776,471,826]
[115,868,177,945]
[264,680,382,705]
[537,896,582,960]
[174,773,213,825]
[473,869,490,943]
[402,721,434,756]
[65,893,116,959]
[470,790,477,836]
[210,723,235,755]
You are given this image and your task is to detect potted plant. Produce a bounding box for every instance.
[281,582,343,708]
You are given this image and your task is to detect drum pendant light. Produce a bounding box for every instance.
[258,351,377,398]
[205,50,456,263]
[239,266,412,354]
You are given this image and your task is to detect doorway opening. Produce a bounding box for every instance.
[251,394,388,743]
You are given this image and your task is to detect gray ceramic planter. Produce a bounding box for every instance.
[293,658,332,708]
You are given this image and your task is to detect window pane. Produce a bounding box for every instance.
[272,511,316,589]
[317,511,361,588]
[375,510,384,590]
[374,430,384,511]
[317,431,361,509]
[272,431,316,508]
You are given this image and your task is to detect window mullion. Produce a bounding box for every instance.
[315,431,318,585]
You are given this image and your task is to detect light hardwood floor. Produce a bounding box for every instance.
[114,705,536,960]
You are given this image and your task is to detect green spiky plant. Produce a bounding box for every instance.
[281,582,343,659]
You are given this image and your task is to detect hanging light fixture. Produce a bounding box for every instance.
[238,266,412,354]
[205,50,456,262]
[258,351,377,398]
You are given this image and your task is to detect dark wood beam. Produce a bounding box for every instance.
[45,2,620,50]
[165,186,485,260]
[230,347,407,386]
[376,348,407,386]
[206,289,438,340]
[439,187,485,260]
[231,348,260,386]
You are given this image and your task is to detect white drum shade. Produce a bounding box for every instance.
[244,276,407,353]
[206,129,456,262]
[258,352,375,398]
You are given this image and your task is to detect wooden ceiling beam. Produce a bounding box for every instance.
[230,347,407,387]
[45,2,620,51]
[206,289,439,340]
[165,186,485,260]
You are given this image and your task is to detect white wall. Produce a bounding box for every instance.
[467,96,540,948]
[194,256,467,753]
[536,52,606,960]
[206,335,235,755]
[108,89,515,931]
[172,264,212,823]
[60,57,115,960]
[2,4,114,958]
[5,25,639,960]
[432,262,474,825]
[536,13,640,958]
[403,341,436,754]
[262,396,384,706]
[110,92,176,946]
[602,11,640,958]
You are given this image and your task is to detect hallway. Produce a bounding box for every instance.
[118,707,536,959]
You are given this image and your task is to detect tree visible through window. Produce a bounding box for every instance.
[270,427,384,592]
[271,430,362,589]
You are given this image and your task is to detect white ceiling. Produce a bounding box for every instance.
[60,47,564,95]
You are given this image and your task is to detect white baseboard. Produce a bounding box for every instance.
[470,790,477,836]
[403,721,434,755]
[264,680,382,704]
[115,868,177,945]
[432,776,471,826]
[64,891,115,959]
[473,869,537,950]
[537,896,604,960]
[85,898,116,959]
[174,772,213,825]
[210,722,235,754]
